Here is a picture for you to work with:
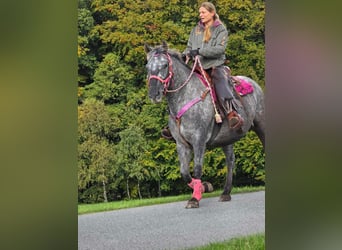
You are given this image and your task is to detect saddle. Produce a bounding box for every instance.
[194,65,253,103]
[224,66,254,96]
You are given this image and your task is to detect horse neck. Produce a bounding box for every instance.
[166,57,203,111]
[169,58,200,95]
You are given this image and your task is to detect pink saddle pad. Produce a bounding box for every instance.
[233,76,254,96]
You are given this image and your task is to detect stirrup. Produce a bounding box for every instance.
[228,111,243,129]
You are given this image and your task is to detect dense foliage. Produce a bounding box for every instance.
[78,0,265,203]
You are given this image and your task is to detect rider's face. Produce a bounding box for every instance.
[199,7,215,25]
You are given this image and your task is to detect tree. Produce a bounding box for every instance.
[84,52,134,104]
[115,126,150,199]
[78,98,118,203]
[218,0,265,87]
[78,7,98,86]
[78,135,115,202]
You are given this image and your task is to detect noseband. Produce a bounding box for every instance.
[147,53,174,93]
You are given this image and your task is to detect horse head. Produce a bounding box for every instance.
[144,41,173,103]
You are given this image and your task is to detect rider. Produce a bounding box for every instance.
[162,1,243,140]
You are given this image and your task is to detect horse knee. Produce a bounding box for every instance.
[180,170,191,183]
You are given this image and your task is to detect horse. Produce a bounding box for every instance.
[144,41,265,208]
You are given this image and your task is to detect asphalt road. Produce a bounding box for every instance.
[78,191,265,250]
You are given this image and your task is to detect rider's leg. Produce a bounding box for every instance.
[211,66,243,129]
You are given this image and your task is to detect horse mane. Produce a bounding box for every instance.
[153,45,191,69]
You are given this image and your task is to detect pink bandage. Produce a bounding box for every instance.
[188,178,204,201]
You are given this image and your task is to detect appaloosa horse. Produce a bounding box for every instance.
[145,41,265,208]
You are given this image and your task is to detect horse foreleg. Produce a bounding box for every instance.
[176,143,199,208]
[185,178,203,208]
[185,143,207,208]
[176,143,192,184]
[220,144,235,202]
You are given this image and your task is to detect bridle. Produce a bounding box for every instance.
[147,53,174,94]
[147,52,200,94]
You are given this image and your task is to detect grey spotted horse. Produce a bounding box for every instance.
[145,42,265,208]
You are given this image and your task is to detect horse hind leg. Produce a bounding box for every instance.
[252,118,265,148]
[220,144,235,202]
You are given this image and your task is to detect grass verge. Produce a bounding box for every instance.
[78,186,264,215]
[186,233,265,250]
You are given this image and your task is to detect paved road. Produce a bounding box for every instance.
[78,191,265,250]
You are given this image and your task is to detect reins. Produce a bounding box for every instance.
[194,57,222,123]
[165,56,198,93]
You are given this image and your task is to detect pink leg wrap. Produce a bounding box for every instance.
[187,178,204,201]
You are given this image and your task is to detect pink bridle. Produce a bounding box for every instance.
[147,53,174,93]
[147,52,201,95]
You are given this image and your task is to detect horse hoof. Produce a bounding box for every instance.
[219,194,231,202]
[185,198,199,208]
[202,181,214,193]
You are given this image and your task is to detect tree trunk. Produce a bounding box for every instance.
[158,179,161,197]
[102,179,108,203]
[157,169,161,197]
[126,178,130,199]
[138,180,142,200]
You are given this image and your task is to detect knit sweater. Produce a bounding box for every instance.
[184,19,228,69]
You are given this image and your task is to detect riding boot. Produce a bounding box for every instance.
[161,126,175,141]
[224,100,244,129]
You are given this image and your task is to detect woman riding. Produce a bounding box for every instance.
[162,2,243,140]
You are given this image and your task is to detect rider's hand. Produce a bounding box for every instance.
[181,53,187,62]
[189,49,200,58]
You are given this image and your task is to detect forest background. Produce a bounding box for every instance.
[78,0,265,203]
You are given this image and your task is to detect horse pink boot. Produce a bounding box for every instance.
[186,178,203,208]
[186,178,214,208]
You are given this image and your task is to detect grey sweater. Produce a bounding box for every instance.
[184,19,228,69]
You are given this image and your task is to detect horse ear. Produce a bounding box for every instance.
[162,41,168,51]
[144,43,152,53]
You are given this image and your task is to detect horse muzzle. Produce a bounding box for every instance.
[148,78,164,103]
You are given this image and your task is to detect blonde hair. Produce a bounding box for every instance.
[200,2,219,43]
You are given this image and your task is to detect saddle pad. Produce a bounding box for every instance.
[233,76,254,96]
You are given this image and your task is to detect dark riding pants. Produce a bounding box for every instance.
[206,65,234,103]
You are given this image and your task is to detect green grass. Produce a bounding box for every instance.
[78,186,264,215]
[186,234,265,250]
